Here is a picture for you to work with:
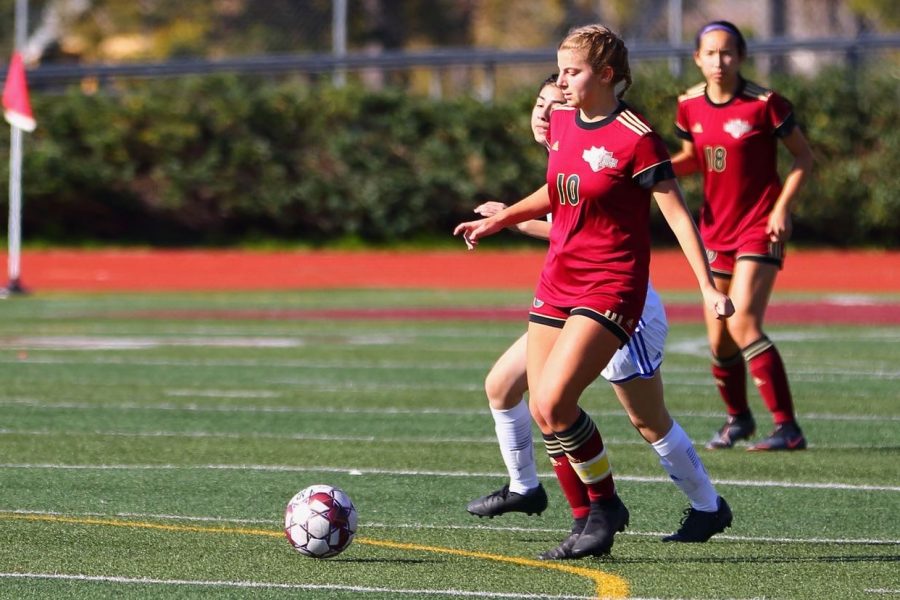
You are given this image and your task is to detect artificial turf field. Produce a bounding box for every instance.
[0,289,897,600]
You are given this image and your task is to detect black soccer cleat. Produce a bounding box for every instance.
[466,483,548,518]
[537,517,587,560]
[569,495,630,558]
[747,422,807,451]
[706,412,756,449]
[662,496,733,543]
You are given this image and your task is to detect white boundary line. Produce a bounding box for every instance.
[0,354,898,380]
[6,508,898,547]
[0,427,894,451]
[0,573,592,599]
[0,572,784,600]
[2,397,897,423]
[1,462,897,493]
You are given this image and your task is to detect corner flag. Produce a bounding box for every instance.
[3,52,36,132]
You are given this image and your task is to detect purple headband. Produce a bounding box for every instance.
[698,23,740,38]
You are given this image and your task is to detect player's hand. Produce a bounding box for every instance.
[766,209,792,242]
[453,217,503,250]
[473,201,508,218]
[703,288,734,320]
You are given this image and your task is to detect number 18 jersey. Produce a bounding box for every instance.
[675,78,796,250]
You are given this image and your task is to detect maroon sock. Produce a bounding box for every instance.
[542,433,589,520]
[743,337,795,424]
[554,410,616,502]
[711,352,749,416]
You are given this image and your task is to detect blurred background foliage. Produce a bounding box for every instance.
[1,64,897,248]
[0,0,898,247]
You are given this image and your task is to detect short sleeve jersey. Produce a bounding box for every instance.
[675,78,796,250]
[538,102,674,321]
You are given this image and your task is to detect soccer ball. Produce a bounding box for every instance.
[284,484,358,558]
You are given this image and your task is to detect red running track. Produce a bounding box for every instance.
[4,249,899,292]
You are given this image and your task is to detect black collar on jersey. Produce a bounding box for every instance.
[575,101,627,130]
[704,76,746,108]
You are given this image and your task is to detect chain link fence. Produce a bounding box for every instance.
[1,0,898,99]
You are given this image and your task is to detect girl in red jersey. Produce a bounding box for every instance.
[466,75,733,556]
[672,21,814,452]
[455,24,732,558]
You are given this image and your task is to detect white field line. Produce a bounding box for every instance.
[0,427,894,451]
[166,389,283,398]
[0,573,592,599]
[5,508,899,547]
[1,463,897,493]
[2,397,897,423]
[0,337,306,349]
[2,354,899,380]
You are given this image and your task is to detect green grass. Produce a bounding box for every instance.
[0,290,898,599]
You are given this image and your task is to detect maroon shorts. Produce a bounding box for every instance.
[707,241,785,279]
[527,297,638,347]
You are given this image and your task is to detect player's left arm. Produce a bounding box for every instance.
[767,127,813,242]
[653,179,733,321]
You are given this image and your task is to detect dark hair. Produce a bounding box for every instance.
[539,73,559,92]
[695,20,747,57]
[559,24,632,99]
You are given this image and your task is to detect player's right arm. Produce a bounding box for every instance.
[474,201,551,240]
[454,184,551,244]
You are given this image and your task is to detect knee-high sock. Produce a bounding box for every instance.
[743,336,796,425]
[490,400,540,494]
[542,433,590,520]
[711,352,749,416]
[554,409,616,502]
[652,421,719,512]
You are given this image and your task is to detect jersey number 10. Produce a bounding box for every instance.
[556,173,581,206]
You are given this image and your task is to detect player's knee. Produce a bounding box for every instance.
[484,370,518,409]
[536,399,577,432]
[725,321,764,349]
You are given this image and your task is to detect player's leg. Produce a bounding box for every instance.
[601,287,671,442]
[525,316,590,559]
[705,251,755,449]
[467,333,547,517]
[532,399,590,560]
[531,313,629,558]
[604,295,731,542]
[727,254,805,451]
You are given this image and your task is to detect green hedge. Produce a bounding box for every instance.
[0,67,896,247]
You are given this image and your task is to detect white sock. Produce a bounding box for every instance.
[491,399,540,495]
[652,420,719,512]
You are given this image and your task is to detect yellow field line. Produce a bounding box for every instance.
[2,512,629,599]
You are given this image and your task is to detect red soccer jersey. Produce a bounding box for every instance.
[537,102,674,323]
[675,78,796,250]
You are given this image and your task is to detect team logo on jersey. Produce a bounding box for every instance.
[551,140,559,151]
[723,118,752,139]
[532,298,545,308]
[691,122,704,133]
[582,146,618,172]
[706,249,718,264]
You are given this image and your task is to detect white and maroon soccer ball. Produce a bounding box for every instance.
[284,484,358,558]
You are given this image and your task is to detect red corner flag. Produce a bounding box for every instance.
[3,52,36,132]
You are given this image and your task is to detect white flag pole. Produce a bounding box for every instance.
[7,126,24,292]
[5,0,28,295]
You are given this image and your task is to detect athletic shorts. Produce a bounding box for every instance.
[707,240,785,279]
[600,284,667,383]
[529,297,640,348]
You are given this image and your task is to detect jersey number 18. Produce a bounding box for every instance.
[703,146,727,173]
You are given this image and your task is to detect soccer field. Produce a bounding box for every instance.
[0,289,897,600]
